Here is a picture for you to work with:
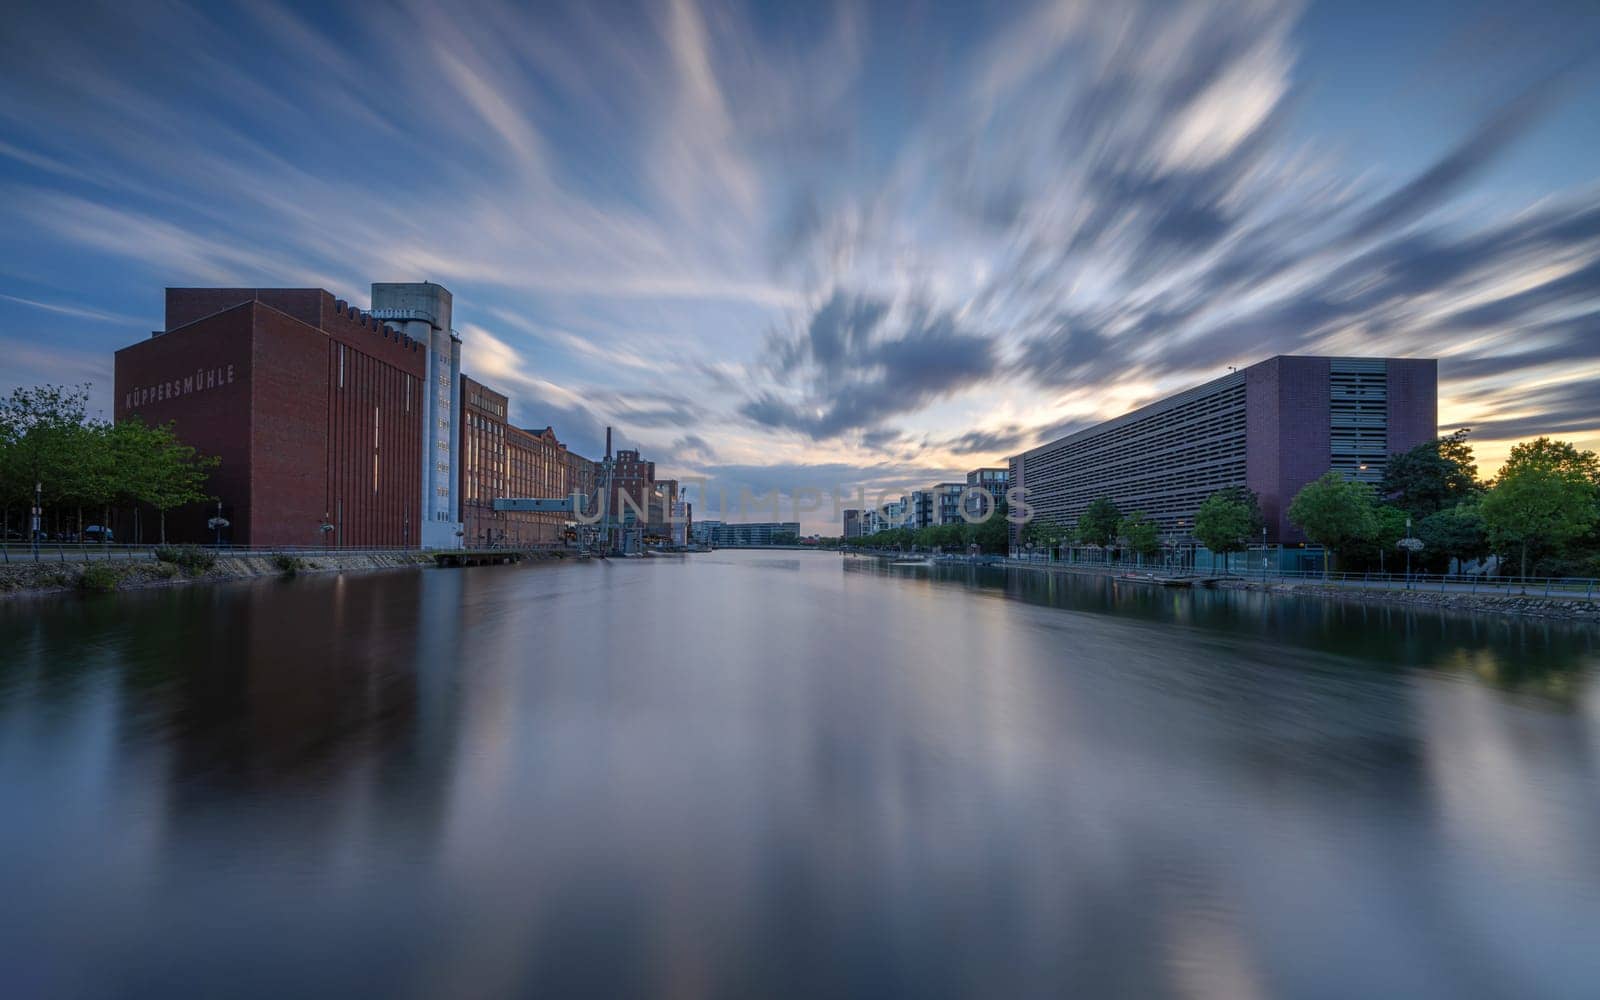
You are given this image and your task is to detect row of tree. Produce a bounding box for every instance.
[1005,430,1599,579]
[841,501,1013,554]
[0,384,218,544]
[1289,431,1599,578]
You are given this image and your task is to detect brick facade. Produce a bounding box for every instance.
[458,375,572,547]
[114,289,426,547]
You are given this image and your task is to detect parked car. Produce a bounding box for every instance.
[83,525,115,543]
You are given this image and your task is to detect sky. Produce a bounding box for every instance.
[1,0,1598,533]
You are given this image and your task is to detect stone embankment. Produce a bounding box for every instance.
[0,549,550,599]
[1215,579,1600,624]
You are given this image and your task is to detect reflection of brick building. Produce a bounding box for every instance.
[113,288,425,547]
[458,375,570,547]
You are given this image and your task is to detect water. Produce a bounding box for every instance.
[3,551,1599,999]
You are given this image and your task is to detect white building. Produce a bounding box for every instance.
[371,282,463,548]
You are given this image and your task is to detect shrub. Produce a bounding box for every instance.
[78,563,122,593]
[155,545,218,574]
[271,553,304,576]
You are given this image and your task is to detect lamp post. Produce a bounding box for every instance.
[1405,517,1411,585]
[319,513,335,551]
[1262,525,1268,585]
[32,480,42,558]
[207,500,230,549]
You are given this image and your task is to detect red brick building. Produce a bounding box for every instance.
[606,448,656,527]
[459,375,571,547]
[113,288,426,547]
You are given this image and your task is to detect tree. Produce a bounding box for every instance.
[0,384,93,535]
[971,500,1010,553]
[1381,428,1482,517]
[115,419,218,544]
[1346,504,1410,572]
[1192,487,1264,556]
[1118,512,1160,562]
[1480,437,1599,580]
[1076,498,1122,547]
[1287,472,1379,578]
[1417,502,1489,572]
[1021,516,1067,556]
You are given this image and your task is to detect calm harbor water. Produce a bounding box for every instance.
[3,551,1599,998]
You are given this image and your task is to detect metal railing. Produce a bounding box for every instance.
[998,551,1598,600]
[0,542,453,564]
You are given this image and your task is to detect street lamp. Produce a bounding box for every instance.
[32,479,42,557]
[208,500,230,549]
[319,512,335,551]
[1262,525,1268,584]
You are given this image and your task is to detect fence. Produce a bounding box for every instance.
[1003,547,1598,600]
[0,543,502,565]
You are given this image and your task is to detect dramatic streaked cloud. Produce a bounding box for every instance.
[1,0,1598,531]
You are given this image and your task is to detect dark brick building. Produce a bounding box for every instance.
[606,448,656,527]
[1009,356,1438,545]
[113,288,426,547]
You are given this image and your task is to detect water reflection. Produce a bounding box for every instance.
[1,553,1597,998]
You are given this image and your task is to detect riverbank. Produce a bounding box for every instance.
[0,549,569,599]
[864,552,1600,625]
[1215,577,1600,623]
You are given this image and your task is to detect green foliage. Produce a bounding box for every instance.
[1381,428,1483,517]
[971,500,1010,553]
[1118,511,1161,558]
[1287,472,1379,577]
[1481,437,1600,578]
[0,384,219,544]
[1075,498,1122,547]
[1192,487,1264,555]
[77,563,122,593]
[155,545,218,574]
[1345,504,1412,570]
[1417,502,1489,571]
[0,384,96,509]
[1021,516,1068,551]
[271,553,304,576]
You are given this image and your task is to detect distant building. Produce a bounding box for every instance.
[698,521,801,547]
[1009,356,1437,545]
[649,479,680,541]
[670,500,690,547]
[565,450,597,522]
[607,448,656,526]
[842,509,863,539]
[113,287,427,547]
[964,467,1010,518]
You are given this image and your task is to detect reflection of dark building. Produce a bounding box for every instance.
[1009,356,1437,544]
[113,288,426,547]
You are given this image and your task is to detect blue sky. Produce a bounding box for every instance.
[2,0,1597,528]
